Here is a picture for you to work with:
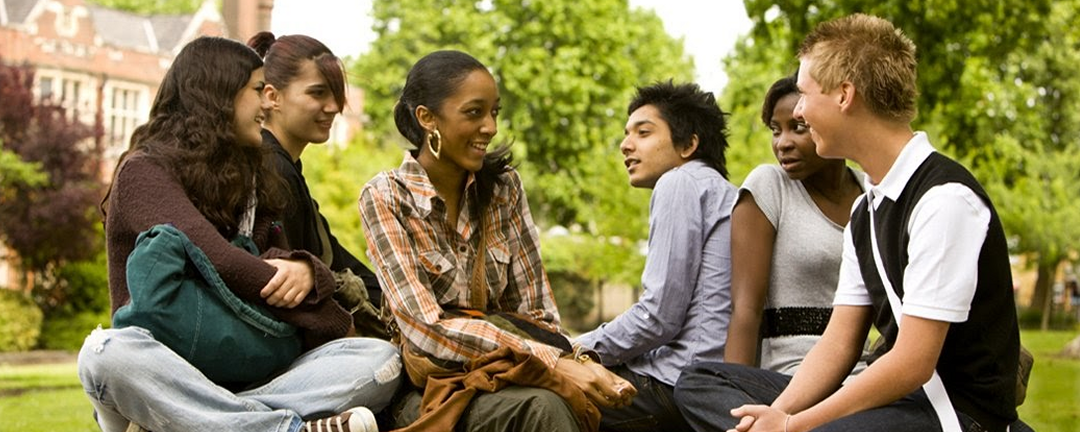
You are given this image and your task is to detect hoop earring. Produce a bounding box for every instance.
[427,129,442,160]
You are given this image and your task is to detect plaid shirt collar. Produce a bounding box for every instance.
[397,152,478,219]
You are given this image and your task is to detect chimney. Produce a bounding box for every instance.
[222,0,275,42]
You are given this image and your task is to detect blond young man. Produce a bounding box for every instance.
[674,14,1027,432]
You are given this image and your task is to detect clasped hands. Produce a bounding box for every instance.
[727,404,792,432]
[556,357,637,409]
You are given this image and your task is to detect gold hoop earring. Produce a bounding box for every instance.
[427,129,442,160]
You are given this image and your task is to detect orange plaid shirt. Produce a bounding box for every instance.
[359,154,569,368]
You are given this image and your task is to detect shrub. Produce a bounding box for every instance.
[548,270,596,332]
[1018,307,1079,330]
[38,309,110,351]
[32,248,108,317]
[0,288,44,351]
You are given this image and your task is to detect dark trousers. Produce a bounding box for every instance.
[389,386,580,432]
[673,362,1033,432]
[597,365,693,432]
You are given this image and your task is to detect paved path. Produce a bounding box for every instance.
[0,350,78,366]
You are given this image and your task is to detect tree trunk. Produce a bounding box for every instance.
[594,280,605,329]
[1034,260,1056,331]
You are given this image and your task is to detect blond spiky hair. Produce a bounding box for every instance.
[798,13,919,122]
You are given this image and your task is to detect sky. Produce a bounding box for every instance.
[270,0,753,94]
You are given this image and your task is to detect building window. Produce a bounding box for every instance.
[39,76,54,101]
[35,70,96,129]
[104,84,147,158]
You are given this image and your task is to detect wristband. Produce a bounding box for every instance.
[570,345,601,364]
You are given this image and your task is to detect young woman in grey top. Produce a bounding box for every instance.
[724,76,866,375]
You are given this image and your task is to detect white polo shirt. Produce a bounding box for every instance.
[833,132,991,323]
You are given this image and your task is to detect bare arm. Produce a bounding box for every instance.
[782,315,947,431]
[732,308,949,432]
[724,192,776,366]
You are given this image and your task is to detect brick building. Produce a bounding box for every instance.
[0,0,277,290]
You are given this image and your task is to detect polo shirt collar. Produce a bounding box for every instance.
[870,131,934,210]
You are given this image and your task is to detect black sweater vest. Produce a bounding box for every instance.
[850,153,1018,431]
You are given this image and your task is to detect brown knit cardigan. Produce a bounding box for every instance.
[104,154,351,349]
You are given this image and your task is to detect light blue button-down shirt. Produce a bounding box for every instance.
[576,159,735,386]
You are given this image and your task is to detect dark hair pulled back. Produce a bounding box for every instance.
[247,31,347,112]
[394,50,512,215]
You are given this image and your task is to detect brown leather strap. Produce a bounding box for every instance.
[469,217,488,310]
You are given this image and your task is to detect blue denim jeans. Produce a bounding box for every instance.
[674,362,1033,432]
[78,326,402,432]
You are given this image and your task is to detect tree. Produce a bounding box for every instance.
[0,60,104,312]
[961,0,1080,327]
[351,0,696,312]
[741,0,1053,153]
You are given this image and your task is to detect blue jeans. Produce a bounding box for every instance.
[78,326,402,432]
[674,362,1033,432]
[597,365,692,432]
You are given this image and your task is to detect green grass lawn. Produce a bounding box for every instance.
[1,330,1077,431]
[1017,330,1080,432]
[0,363,97,431]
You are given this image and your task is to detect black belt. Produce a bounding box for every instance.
[761,307,832,338]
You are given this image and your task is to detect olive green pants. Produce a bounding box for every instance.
[390,386,581,432]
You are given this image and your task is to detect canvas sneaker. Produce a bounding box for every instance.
[124,422,148,432]
[303,406,377,432]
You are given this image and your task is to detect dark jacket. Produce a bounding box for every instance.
[264,129,382,304]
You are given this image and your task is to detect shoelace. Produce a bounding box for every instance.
[304,413,349,432]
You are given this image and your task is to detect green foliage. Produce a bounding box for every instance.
[86,0,204,15]
[300,139,408,265]
[0,147,47,193]
[33,251,109,318]
[0,290,43,352]
[742,0,1053,155]
[37,311,111,351]
[718,24,800,183]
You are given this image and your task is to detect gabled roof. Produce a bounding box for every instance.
[3,0,41,26]
[1,0,216,55]
[86,5,162,52]
[150,14,192,52]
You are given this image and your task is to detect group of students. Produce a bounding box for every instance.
[75,12,1027,432]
